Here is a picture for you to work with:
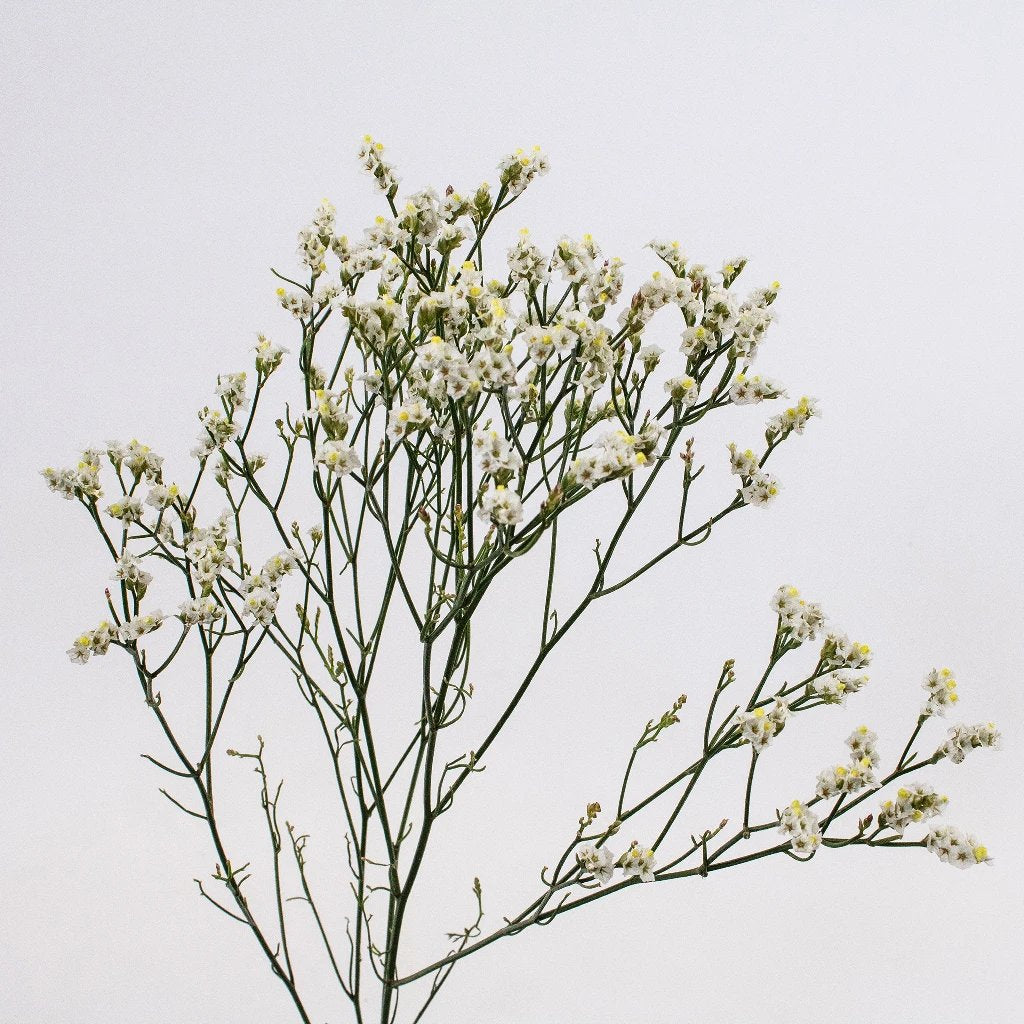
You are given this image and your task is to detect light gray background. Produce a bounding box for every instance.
[3,2,1022,1022]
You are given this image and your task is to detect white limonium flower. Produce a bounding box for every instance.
[740,469,781,507]
[664,375,699,408]
[921,667,959,717]
[727,443,760,478]
[216,372,249,411]
[507,228,550,287]
[619,843,656,883]
[105,496,144,523]
[315,440,362,477]
[770,585,826,643]
[307,389,352,439]
[809,669,869,705]
[729,373,786,405]
[178,596,225,626]
[243,587,279,626]
[357,134,399,196]
[111,551,153,592]
[192,409,238,459]
[937,722,1001,764]
[498,146,549,198]
[120,610,165,643]
[387,401,431,442]
[254,333,287,376]
[734,697,790,752]
[821,632,872,671]
[648,238,687,276]
[145,482,180,510]
[926,825,992,869]
[815,726,880,798]
[879,782,949,835]
[66,620,118,663]
[567,426,660,491]
[778,800,821,855]
[477,484,523,527]
[576,844,616,885]
[472,429,523,477]
[766,395,820,439]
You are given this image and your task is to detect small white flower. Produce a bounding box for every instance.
[619,843,656,883]
[576,844,616,885]
[315,440,362,476]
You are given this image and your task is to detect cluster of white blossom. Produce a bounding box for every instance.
[506,228,549,287]
[498,145,550,198]
[815,726,880,798]
[567,426,661,491]
[727,443,781,508]
[820,632,872,672]
[42,449,104,501]
[357,134,399,196]
[178,595,225,627]
[766,395,820,439]
[937,722,1001,764]
[619,843,657,883]
[778,799,821,855]
[925,825,992,869]
[575,844,616,885]
[119,609,166,643]
[770,584,827,643]
[879,782,949,835]
[575,842,657,885]
[664,374,699,407]
[254,333,287,375]
[66,619,119,663]
[306,387,351,439]
[734,696,791,752]
[314,440,362,477]
[110,439,164,482]
[239,550,298,626]
[921,667,959,717]
[185,513,235,593]
[105,495,144,523]
[111,551,153,596]
[192,409,238,459]
[216,372,249,411]
[472,428,523,478]
[476,485,523,527]
[808,669,870,705]
[728,372,786,405]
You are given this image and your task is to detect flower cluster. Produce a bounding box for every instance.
[729,373,786,405]
[357,134,399,196]
[734,696,791,752]
[498,146,550,198]
[567,426,660,491]
[240,550,297,626]
[815,726,880,798]
[766,395,820,439]
[778,799,821,855]
[619,843,657,883]
[770,585,826,643]
[937,722,1001,764]
[575,844,616,885]
[314,440,361,476]
[185,513,235,593]
[178,595,225,626]
[879,782,948,835]
[477,485,523,527]
[921,667,959,717]
[926,825,992,869]
[66,620,119,664]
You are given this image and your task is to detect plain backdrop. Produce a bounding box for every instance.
[2,2,1023,1023]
